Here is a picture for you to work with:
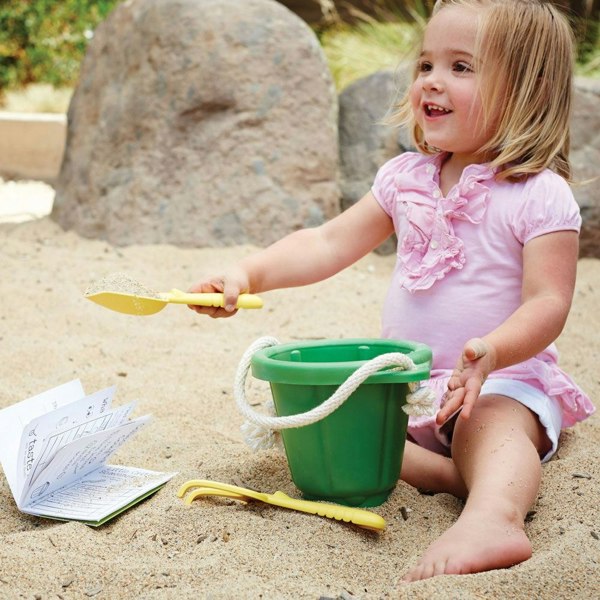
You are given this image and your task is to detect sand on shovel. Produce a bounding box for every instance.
[84,273,161,298]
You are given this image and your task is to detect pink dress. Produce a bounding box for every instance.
[371,152,595,446]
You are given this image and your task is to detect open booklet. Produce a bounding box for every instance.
[0,380,176,526]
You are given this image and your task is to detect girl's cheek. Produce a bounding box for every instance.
[409,83,421,118]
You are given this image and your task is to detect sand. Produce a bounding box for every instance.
[0,204,598,599]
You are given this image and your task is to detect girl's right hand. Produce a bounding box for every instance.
[187,268,251,319]
[436,338,496,424]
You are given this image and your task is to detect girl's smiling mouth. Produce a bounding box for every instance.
[424,103,452,117]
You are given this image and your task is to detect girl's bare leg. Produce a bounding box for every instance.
[403,394,551,582]
[400,440,467,499]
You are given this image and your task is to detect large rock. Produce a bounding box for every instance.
[338,69,413,254]
[339,69,412,211]
[52,0,340,247]
[571,80,600,258]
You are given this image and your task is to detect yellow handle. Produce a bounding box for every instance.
[181,487,250,505]
[177,480,385,531]
[166,289,263,309]
[266,491,386,531]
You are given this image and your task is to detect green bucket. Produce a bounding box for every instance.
[250,338,432,507]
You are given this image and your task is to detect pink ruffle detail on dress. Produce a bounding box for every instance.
[490,358,595,428]
[392,156,497,292]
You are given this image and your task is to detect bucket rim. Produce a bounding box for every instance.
[250,337,432,385]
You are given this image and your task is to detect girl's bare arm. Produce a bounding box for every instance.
[189,192,395,316]
[438,229,579,423]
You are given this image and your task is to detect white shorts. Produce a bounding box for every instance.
[479,379,562,462]
[408,378,562,462]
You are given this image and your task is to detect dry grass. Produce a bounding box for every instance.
[0,84,72,114]
[320,20,419,91]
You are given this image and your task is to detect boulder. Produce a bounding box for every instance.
[339,68,412,210]
[338,68,413,254]
[571,80,600,258]
[52,0,340,247]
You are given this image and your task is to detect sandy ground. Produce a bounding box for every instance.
[0,181,598,599]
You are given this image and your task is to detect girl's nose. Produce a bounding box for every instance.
[422,70,444,92]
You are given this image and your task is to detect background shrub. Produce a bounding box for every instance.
[0,0,120,91]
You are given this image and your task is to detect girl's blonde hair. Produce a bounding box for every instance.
[390,0,574,180]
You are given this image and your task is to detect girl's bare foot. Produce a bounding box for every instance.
[402,506,532,581]
[401,395,550,582]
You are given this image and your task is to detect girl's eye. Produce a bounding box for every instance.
[454,61,473,73]
[417,61,432,73]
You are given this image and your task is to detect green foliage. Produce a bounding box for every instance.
[0,0,120,91]
[575,16,600,75]
[320,20,420,91]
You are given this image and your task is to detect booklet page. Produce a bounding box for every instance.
[15,386,119,497]
[0,380,85,499]
[24,464,175,523]
[1,380,177,525]
[18,395,137,501]
[20,415,150,508]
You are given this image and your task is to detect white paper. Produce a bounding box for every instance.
[15,386,119,496]
[18,394,137,499]
[0,380,176,524]
[24,465,175,522]
[0,380,85,499]
[20,415,150,508]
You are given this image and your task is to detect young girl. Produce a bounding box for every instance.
[188,0,595,581]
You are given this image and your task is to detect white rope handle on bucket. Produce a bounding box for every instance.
[234,336,436,451]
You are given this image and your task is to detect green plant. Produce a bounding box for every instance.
[1,83,72,113]
[0,0,120,91]
[320,20,420,90]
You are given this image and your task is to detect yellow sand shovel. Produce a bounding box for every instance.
[177,479,386,532]
[84,273,263,316]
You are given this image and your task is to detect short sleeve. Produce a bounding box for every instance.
[511,170,582,245]
[371,152,422,217]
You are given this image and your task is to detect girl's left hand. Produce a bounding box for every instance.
[436,338,496,425]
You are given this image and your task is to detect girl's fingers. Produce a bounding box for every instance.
[459,378,484,419]
[447,369,463,391]
[460,397,476,420]
[186,274,247,317]
[187,305,237,318]
[464,337,488,361]
[211,309,237,319]
[436,387,466,424]
[188,279,223,294]
[440,373,484,424]
[209,278,226,292]
[223,290,240,312]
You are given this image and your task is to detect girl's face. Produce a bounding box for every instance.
[410,5,497,165]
